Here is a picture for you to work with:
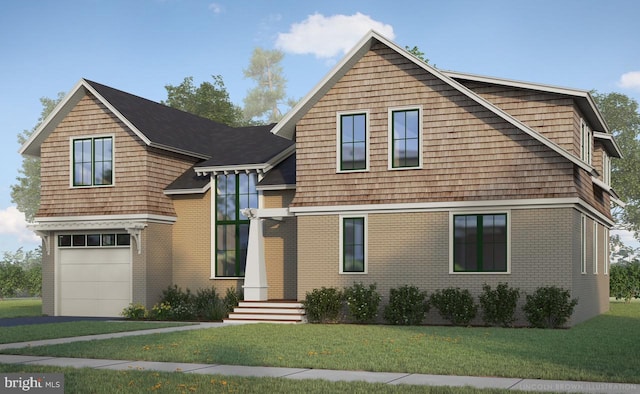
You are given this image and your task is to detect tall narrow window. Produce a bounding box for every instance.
[604,228,609,275]
[581,215,587,274]
[453,213,508,273]
[341,217,366,273]
[603,153,611,185]
[593,222,598,274]
[73,137,113,186]
[339,113,367,171]
[580,119,592,164]
[215,173,258,277]
[391,108,420,168]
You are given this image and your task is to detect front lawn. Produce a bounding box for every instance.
[0,298,41,318]
[0,321,190,344]
[4,302,639,384]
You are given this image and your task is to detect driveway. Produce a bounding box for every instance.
[0,316,122,327]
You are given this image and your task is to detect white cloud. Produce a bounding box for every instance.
[208,3,223,13]
[618,71,640,91]
[275,13,395,59]
[0,206,40,244]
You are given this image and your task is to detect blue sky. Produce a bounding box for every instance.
[1,0,640,254]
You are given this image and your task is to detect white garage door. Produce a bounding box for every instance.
[59,247,131,317]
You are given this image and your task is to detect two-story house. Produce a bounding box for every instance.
[22,31,622,325]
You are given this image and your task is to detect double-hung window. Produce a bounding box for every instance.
[580,119,592,164]
[340,216,366,273]
[338,112,368,171]
[452,213,508,273]
[389,107,421,169]
[580,215,587,274]
[72,136,113,186]
[215,173,258,277]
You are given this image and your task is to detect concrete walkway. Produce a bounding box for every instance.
[0,322,636,393]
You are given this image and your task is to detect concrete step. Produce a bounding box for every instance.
[238,301,303,308]
[224,300,307,324]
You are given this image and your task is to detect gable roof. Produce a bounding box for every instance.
[20,79,296,171]
[271,30,599,175]
[21,79,236,159]
[443,71,623,158]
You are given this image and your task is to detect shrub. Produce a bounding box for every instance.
[430,287,478,326]
[344,282,381,323]
[223,287,243,314]
[194,287,227,321]
[610,261,640,303]
[302,287,343,323]
[121,303,148,320]
[383,285,429,325]
[523,286,578,328]
[151,285,196,321]
[479,283,520,327]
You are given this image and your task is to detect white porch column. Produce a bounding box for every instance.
[241,208,268,301]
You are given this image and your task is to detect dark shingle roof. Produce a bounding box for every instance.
[86,79,235,157]
[165,166,211,192]
[258,153,296,187]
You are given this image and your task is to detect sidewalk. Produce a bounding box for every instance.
[0,322,636,393]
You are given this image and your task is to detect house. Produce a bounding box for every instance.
[21,31,622,325]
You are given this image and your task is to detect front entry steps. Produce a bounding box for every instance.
[224,301,306,324]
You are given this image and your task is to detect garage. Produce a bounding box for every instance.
[57,233,131,317]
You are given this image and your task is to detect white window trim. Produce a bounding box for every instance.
[604,228,609,275]
[581,214,587,274]
[69,134,116,188]
[387,105,423,170]
[339,214,368,274]
[593,221,598,275]
[448,210,511,275]
[603,151,611,186]
[580,118,592,165]
[336,110,370,173]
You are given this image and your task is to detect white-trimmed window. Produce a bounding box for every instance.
[388,106,422,169]
[580,119,592,164]
[603,152,611,185]
[337,111,369,172]
[581,214,587,274]
[604,228,609,275]
[593,222,598,274]
[450,211,510,274]
[339,215,367,274]
[72,136,114,187]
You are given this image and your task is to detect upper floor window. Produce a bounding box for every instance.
[73,136,113,186]
[452,213,508,273]
[389,107,422,169]
[580,119,592,164]
[338,111,368,171]
[603,152,611,185]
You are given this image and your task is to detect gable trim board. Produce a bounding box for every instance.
[271,30,597,177]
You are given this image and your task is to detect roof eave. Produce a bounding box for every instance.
[193,144,295,175]
[594,131,623,158]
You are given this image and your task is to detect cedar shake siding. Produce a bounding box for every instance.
[37,93,198,218]
[292,43,578,208]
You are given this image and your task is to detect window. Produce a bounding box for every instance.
[57,233,130,247]
[390,107,421,168]
[603,152,611,185]
[604,228,609,275]
[215,173,258,277]
[581,215,587,274]
[73,137,113,186]
[453,213,508,273]
[593,222,598,274]
[340,216,366,273]
[580,119,592,164]
[338,112,368,171]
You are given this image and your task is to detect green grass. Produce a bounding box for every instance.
[0,298,42,318]
[0,365,540,394]
[0,321,191,344]
[4,302,639,384]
